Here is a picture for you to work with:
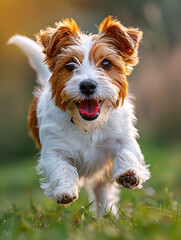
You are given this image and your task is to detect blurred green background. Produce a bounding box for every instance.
[0,0,181,239]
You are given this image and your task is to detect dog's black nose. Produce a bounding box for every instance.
[80,79,97,96]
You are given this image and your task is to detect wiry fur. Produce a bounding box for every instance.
[8,16,150,216]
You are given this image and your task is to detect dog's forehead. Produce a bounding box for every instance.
[72,33,116,66]
[75,33,94,64]
[77,34,93,52]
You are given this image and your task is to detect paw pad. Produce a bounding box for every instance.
[56,194,77,205]
[117,170,139,189]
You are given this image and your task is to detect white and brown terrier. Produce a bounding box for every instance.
[8,16,150,216]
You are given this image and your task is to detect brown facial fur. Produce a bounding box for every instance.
[90,37,128,106]
[37,18,82,111]
[50,48,84,110]
[28,97,41,150]
[98,16,143,75]
[36,18,80,71]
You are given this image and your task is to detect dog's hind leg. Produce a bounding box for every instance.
[92,181,120,217]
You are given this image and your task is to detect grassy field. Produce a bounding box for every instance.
[0,142,181,240]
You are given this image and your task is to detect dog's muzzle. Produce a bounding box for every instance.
[75,100,103,121]
[79,79,97,97]
[74,79,103,121]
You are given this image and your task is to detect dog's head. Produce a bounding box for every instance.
[37,16,142,131]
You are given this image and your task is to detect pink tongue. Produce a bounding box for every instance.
[79,100,99,116]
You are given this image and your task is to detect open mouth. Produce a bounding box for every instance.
[75,99,103,121]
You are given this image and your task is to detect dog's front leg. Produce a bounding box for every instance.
[37,151,79,205]
[112,138,150,189]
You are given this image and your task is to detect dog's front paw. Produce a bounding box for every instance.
[56,193,77,205]
[116,170,140,189]
[55,186,78,206]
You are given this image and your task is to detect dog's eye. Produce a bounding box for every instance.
[65,61,76,72]
[101,60,112,70]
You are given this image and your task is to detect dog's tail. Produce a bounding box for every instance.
[8,35,51,86]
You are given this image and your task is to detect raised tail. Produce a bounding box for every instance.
[8,35,51,86]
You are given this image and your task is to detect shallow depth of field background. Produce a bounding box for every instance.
[0,0,181,239]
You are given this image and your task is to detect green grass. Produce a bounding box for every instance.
[0,143,181,240]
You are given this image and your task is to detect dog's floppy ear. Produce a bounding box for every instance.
[98,16,143,74]
[36,18,80,69]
